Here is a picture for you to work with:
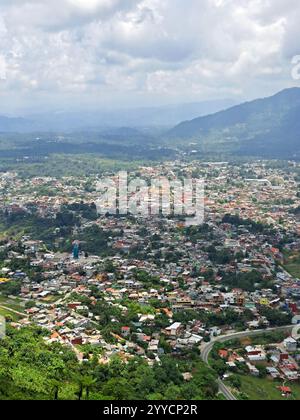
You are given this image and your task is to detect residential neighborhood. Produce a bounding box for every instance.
[1,160,300,400]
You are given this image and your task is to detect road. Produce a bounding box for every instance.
[201,325,294,401]
[292,325,300,340]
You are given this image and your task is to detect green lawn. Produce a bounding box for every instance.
[284,263,300,279]
[0,307,22,322]
[237,375,300,400]
[283,251,300,278]
[0,295,25,312]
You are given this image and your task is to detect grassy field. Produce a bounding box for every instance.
[0,295,25,312]
[0,307,22,322]
[237,375,300,400]
[283,251,300,278]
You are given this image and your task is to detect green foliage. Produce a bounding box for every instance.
[173,308,254,328]
[0,280,22,297]
[221,270,264,292]
[259,307,292,327]
[0,326,219,400]
[167,88,300,160]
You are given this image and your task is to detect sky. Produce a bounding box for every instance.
[0,0,300,115]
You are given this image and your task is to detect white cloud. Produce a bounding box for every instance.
[0,55,7,80]
[0,0,299,113]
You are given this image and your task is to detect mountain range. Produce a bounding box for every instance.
[1,88,300,159]
[167,87,300,158]
[0,99,235,132]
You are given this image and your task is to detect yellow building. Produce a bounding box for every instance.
[260,298,270,306]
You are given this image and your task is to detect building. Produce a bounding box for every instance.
[283,337,298,352]
[165,322,183,337]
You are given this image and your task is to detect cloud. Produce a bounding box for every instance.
[0,0,299,113]
[0,55,7,80]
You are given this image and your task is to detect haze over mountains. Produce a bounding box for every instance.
[0,99,235,133]
[167,88,300,158]
[1,88,300,160]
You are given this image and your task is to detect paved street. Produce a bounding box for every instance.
[201,325,294,401]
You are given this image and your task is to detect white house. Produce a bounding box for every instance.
[283,337,297,352]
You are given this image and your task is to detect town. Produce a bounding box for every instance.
[0,159,300,400]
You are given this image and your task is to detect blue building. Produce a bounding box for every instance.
[72,242,80,260]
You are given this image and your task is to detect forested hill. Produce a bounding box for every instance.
[0,326,218,400]
[167,88,300,159]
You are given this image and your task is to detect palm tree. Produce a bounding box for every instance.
[74,374,84,401]
[73,373,96,400]
[82,375,97,400]
[49,378,61,401]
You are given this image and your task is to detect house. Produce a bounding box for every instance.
[209,327,222,337]
[280,353,289,362]
[278,386,292,397]
[245,346,266,361]
[148,340,159,352]
[246,363,260,377]
[165,322,183,337]
[266,367,280,379]
[68,302,82,310]
[280,368,298,381]
[292,315,300,325]
[283,337,298,352]
[219,350,229,360]
[247,321,260,330]
[186,333,203,345]
[138,315,155,326]
[121,326,131,338]
[71,337,83,346]
[226,361,237,369]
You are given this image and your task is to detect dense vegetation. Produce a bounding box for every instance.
[220,270,267,292]
[0,209,118,256]
[167,88,300,160]
[222,214,274,235]
[0,154,148,178]
[0,326,218,400]
[0,130,176,176]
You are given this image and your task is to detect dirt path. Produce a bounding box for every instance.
[0,305,27,317]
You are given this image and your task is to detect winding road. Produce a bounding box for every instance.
[201,325,294,401]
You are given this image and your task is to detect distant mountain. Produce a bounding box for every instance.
[167,88,300,158]
[0,99,235,132]
[103,99,236,127]
[0,116,37,132]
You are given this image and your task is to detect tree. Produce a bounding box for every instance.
[227,375,241,390]
[49,378,61,401]
[260,307,292,327]
[211,359,227,377]
[102,378,135,400]
[0,280,22,296]
[164,384,181,400]
[82,375,97,400]
[131,365,156,399]
[11,365,49,397]
[48,357,67,400]
[73,373,84,401]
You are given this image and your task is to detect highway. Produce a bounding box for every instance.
[201,325,294,401]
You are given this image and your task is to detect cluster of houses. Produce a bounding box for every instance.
[219,334,300,384]
[1,161,300,368]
